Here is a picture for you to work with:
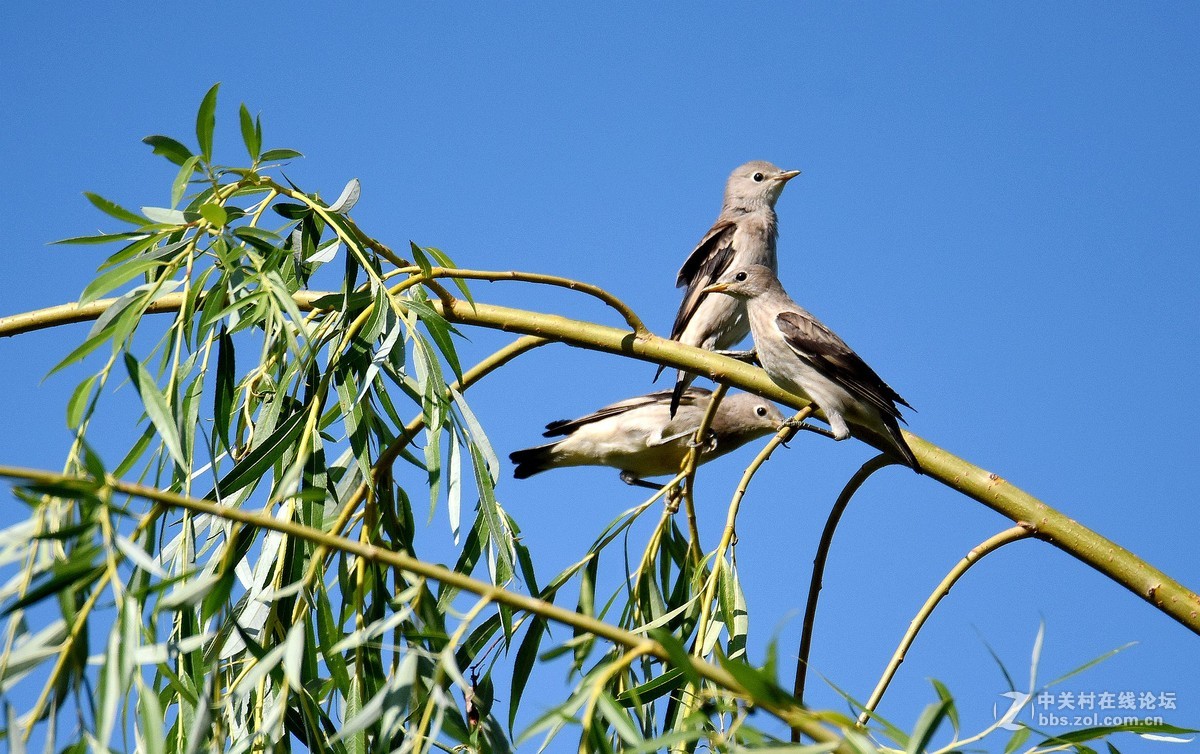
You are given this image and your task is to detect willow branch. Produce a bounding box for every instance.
[681,383,728,558]
[0,465,842,747]
[680,409,810,732]
[793,454,897,717]
[289,335,552,627]
[856,525,1032,727]
[394,266,649,336]
[2,294,1198,639]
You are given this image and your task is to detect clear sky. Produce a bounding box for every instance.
[2,3,1198,751]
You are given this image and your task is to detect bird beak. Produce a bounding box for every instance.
[776,169,801,182]
[702,282,730,294]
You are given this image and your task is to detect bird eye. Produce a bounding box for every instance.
[756,406,767,417]
[752,172,765,182]
[735,271,747,282]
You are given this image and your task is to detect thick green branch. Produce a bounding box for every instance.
[2,293,1198,638]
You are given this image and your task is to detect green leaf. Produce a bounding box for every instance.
[714,649,791,707]
[423,245,474,303]
[238,103,261,160]
[260,148,303,162]
[78,257,168,305]
[66,374,99,428]
[196,83,219,162]
[1003,726,1031,754]
[142,135,193,166]
[905,698,951,754]
[52,231,148,246]
[327,178,361,214]
[124,353,187,468]
[272,202,309,220]
[1036,723,1198,747]
[615,667,686,707]
[137,677,165,754]
[930,679,959,738]
[171,156,200,209]
[141,206,188,225]
[4,551,104,614]
[209,407,307,498]
[213,328,235,451]
[508,618,545,734]
[83,192,146,225]
[199,204,228,227]
[648,629,699,685]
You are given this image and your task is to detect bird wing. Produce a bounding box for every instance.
[774,311,913,420]
[542,388,711,438]
[668,220,738,341]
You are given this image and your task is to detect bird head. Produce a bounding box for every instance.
[723,161,801,210]
[714,392,787,440]
[701,264,778,300]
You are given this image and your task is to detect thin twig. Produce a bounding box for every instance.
[856,525,1031,727]
[675,408,810,740]
[394,265,650,336]
[680,383,729,560]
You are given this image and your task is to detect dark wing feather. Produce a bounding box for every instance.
[668,221,738,341]
[775,311,913,420]
[542,388,711,437]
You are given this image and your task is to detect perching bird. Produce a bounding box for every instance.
[509,388,784,485]
[703,265,921,472]
[659,161,801,415]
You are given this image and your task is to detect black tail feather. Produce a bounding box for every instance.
[509,444,556,479]
[882,417,922,474]
[668,372,692,417]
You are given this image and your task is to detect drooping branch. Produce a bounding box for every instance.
[2,291,1198,639]
[856,525,1031,727]
[793,454,897,717]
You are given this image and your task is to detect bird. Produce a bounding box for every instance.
[658,161,801,415]
[509,388,784,486]
[702,264,922,472]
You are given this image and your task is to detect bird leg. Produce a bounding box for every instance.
[781,418,837,440]
[713,348,759,365]
[619,471,664,491]
[686,430,719,452]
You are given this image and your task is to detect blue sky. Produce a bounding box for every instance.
[2,3,1198,750]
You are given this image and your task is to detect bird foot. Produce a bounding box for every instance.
[620,471,664,491]
[781,419,837,440]
[714,348,759,365]
[686,431,718,451]
[665,485,682,513]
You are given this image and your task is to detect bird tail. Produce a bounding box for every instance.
[509,443,558,479]
[881,417,922,474]
[668,370,694,417]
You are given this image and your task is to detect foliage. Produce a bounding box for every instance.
[0,86,1193,754]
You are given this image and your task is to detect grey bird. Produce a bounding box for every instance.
[703,265,921,472]
[509,388,784,485]
[658,161,801,415]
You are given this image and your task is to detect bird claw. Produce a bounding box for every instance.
[620,471,664,491]
[714,348,759,366]
[686,431,718,452]
[665,485,682,513]
[781,419,837,440]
